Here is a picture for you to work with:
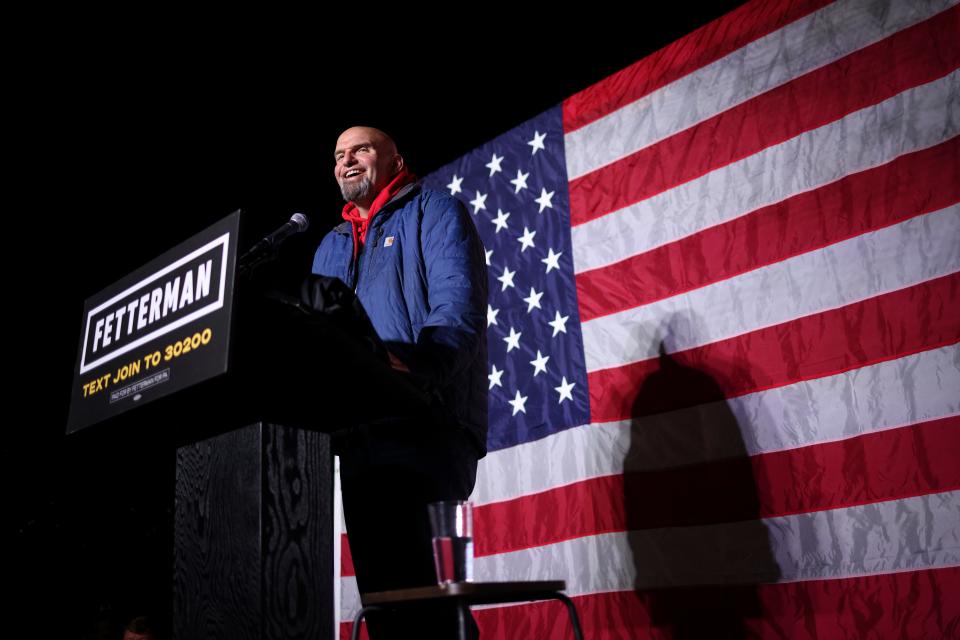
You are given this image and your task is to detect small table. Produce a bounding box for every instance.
[351,580,585,640]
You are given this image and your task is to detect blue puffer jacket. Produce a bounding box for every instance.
[312,183,489,456]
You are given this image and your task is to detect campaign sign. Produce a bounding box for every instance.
[67,211,240,434]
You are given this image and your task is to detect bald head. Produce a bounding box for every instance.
[337,126,398,155]
[333,126,404,215]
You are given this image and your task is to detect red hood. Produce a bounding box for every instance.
[341,168,418,256]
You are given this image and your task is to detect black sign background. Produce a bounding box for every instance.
[66,211,240,434]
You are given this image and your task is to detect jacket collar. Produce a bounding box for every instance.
[334,182,421,235]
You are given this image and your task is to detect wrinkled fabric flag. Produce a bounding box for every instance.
[341,1,960,637]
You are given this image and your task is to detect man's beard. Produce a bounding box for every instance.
[340,174,372,203]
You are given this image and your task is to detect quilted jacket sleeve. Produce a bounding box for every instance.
[406,192,488,385]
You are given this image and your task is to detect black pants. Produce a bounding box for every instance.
[339,420,480,639]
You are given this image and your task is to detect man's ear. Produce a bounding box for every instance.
[393,154,404,175]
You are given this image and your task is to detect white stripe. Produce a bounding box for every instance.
[582,202,959,373]
[340,575,360,622]
[472,344,960,506]
[571,69,960,274]
[565,0,957,180]
[340,491,960,620]
[476,491,960,595]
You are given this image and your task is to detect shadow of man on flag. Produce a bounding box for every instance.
[624,311,780,639]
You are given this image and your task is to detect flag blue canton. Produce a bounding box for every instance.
[423,106,591,452]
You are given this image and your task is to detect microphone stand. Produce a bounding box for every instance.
[237,213,310,280]
[237,244,278,280]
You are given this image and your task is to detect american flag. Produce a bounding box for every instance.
[340,1,960,637]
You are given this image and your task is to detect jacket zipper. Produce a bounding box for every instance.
[353,227,384,294]
[348,182,415,292]
[352,243,361,293]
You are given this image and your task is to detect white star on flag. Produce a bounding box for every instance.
[497,266,516,291]
[542,248,562,273]
[491,209,510,233]
[503,327,522,352]
[528,130,546,155]
[486,153,504,177]
[508,389,528,416]
[446,174,463,195]
[517,226,536,252]
[487,304,499,327]
[530,350,550,376]
[510,169,530,193]
[488,364,504,389]
[548,310,569,337]
[522,287,543,313]
[535,187,555,213]
[554,376,575,403]
[484,248,493,266]
[469,191,488,214]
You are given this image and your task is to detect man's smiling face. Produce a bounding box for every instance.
[334,127,402,207]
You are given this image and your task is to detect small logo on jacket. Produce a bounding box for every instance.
[384,236,395,247]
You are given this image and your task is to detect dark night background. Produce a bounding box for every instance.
[10,6,746,636]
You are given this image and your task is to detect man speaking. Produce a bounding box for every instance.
[312,126,488,638]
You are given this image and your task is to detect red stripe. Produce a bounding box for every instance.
[468,566,960,640]
[576,136,960,321]
[562,0,832,133]
[341,532,355,577]
[339,620,368,640]
[568,6,960,226]
[589,273,960,423]
[473,416,960,556]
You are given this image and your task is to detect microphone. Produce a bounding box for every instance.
[248,212,310,254]
[238,213,311,276]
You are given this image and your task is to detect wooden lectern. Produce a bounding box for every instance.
[68,212,429,639]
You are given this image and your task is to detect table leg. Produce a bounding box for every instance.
[555,593,585,640]
[457,599,469,640]
[351,605,380,640]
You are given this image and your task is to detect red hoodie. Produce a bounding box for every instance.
[341,168,418,258]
